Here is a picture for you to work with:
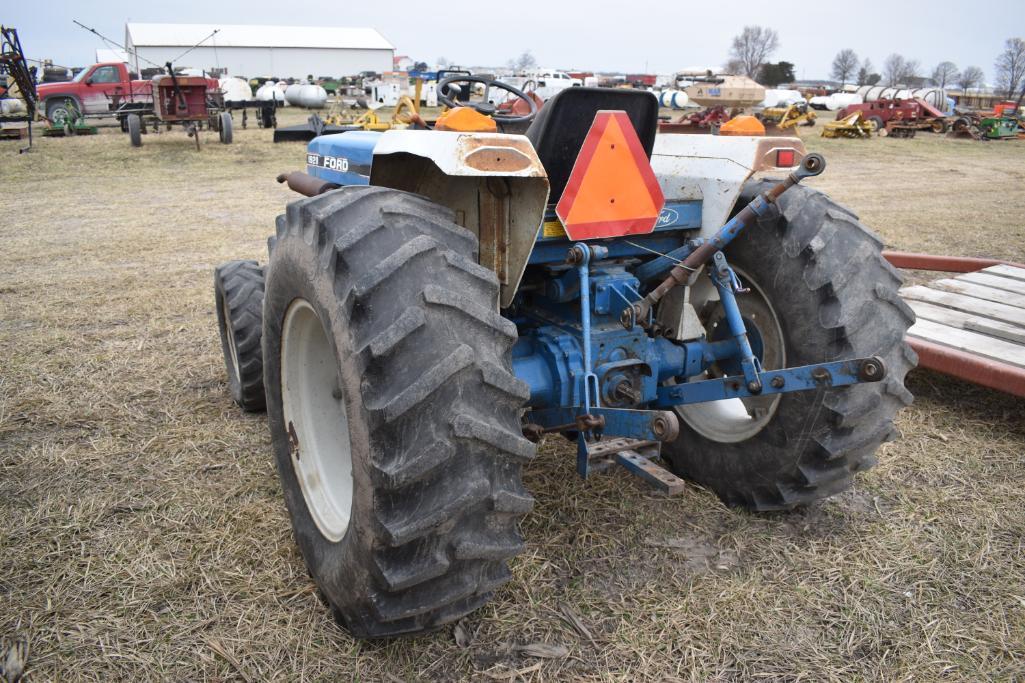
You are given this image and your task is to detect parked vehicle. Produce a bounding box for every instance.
[216,83,913,638]
[35,61,220,125]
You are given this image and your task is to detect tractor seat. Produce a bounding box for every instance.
[525,87,659,205]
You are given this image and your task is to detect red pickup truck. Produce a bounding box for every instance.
[37,62,219,124]
[37,62,153,123]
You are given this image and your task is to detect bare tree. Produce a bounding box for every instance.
[930,61,959,90]
[831,49,859,87]
[883,54,920,87]
[883,54,906,86]
[957,65,985,94]
[995,37,1025,101]
[857,58,877,86]
[728,26,780,79]
[514,51,537,72]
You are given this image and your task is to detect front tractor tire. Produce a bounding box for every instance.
[660,180,916,511]
[214,260,266,412]
[263,187,535,638]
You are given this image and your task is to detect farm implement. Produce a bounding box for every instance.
[215,83,914,637]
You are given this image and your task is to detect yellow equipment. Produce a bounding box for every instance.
[323,95,420,131]
[822,111,877,138]
[759,103,816,131]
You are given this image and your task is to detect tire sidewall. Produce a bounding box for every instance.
[262,233,377,626]
[668,213,834,479]
[214,273,243,403]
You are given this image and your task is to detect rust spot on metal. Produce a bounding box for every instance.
[465,146,532,172]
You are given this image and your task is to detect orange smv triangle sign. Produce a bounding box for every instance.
[555,110,665,241]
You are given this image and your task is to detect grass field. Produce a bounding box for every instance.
[2,109,1024,681]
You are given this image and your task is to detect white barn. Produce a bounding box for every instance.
[124,23,394,79]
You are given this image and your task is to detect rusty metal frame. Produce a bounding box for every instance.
[885,251,1025,397]
[882,251,1025,272]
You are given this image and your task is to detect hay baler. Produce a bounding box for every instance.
[215,80,914,637]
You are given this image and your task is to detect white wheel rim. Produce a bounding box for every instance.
[281,299,354,542]
[663,265,786,443]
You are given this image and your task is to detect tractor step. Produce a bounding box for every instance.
[584,437,687,495]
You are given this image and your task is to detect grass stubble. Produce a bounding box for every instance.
[1,110,1024,681]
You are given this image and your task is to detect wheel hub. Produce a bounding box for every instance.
[661,264,786,443]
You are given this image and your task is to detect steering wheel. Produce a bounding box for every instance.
[437,75,538,124]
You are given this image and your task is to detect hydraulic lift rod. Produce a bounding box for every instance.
[622,153,825,329]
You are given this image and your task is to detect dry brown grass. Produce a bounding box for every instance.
[2,112,1025,681]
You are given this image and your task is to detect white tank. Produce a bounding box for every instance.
[218,76,253,103]
[658,90,689,109]
[0,98,26,115]
[856,85,945,108]
[809,93,863,110]
[256,82,288,104]
[758,89,804,108]
[284,83,328,108]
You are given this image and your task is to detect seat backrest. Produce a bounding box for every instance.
[525,87,659,205]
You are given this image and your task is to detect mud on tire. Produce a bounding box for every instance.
[262,186,535,638]
[661,180,916,511]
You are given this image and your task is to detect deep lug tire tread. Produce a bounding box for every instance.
[662,180,916,511]
[214,260,266,412]
[263,187,534,638]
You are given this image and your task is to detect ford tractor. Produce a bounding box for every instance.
[214,79,914,638]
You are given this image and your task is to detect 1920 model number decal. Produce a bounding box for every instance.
[307,153,349,172]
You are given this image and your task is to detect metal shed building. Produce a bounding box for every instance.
[124,23,394,79]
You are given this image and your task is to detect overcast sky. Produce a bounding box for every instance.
[7,0,1023,83]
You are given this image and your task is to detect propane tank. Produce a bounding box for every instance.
[658,90,689,109]
[256,81,288,104]
[218,76,253,103]
[284,83,328,108]
[0,98,26,115]
[856,85,945,108]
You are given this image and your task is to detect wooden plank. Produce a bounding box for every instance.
[900,286,1025,327]
[907,300,1025,345]
[931,278,1025,309]
[982,264,1025,283]
[907,318,1025,369]
[957,271,1025,295]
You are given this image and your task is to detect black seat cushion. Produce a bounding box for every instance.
[525,87,659,205]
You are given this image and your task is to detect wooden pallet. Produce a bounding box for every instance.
[900,264,1025,397]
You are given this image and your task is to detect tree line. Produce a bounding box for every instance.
[727,26,1025,103]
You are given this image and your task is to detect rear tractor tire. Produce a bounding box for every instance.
[658,180,916,511]
[214,260,266,412]
[262,186,535,637]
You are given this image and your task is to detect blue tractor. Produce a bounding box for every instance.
[214,80,914,637]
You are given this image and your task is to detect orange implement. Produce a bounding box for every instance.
[434,106,497,132]
[719,115,765,136]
